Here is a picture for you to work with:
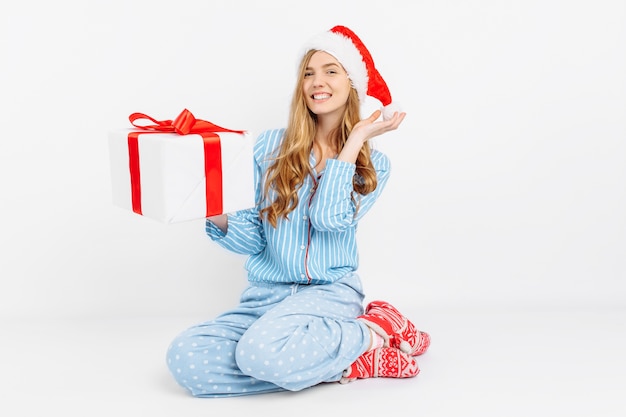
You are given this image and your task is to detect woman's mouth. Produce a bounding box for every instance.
[312,93,331,101]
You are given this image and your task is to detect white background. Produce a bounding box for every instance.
[1,0,624,319]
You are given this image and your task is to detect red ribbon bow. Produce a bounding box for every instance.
[127,109,245,218]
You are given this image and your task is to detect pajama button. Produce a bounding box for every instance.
[300,245,305,250]
[303,215,308,220]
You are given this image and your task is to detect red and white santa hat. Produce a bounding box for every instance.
[301,25,400,120]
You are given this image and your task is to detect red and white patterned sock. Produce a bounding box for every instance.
[340,347,420,384]
[358,300,431,356]
[368,328,385,351]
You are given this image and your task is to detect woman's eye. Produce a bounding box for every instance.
[304,72,313,77]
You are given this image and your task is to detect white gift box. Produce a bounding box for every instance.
[108,129,255,223]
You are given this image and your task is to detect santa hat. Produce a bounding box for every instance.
[301,25,400,120]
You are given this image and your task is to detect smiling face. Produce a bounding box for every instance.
[302,51,352,121]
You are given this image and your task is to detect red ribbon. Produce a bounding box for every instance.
[127,109,245,217]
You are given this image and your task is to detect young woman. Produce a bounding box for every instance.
[166,25,430,397]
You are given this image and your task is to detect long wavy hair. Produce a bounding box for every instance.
[259,49,378,227]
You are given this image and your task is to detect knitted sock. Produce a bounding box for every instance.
[368,328,385,351]
[358,300,431,356]
[340,347,420,383]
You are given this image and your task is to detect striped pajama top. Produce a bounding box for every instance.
[205,128,391,285]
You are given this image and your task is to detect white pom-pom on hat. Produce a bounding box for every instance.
[381,102,402,122]
[301,25,400,120]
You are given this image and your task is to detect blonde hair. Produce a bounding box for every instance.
[260,50,378,227]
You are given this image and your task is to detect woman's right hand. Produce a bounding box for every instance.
[207,214,228,234]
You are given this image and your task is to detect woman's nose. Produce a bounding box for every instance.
[312,74,325,87]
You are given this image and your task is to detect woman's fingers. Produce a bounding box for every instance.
[370,111,407,135]
[350,111,407,143]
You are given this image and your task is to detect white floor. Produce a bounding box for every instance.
[2,307,625,417]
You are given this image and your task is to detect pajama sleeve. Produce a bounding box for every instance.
[204,131,273,255]
[308,150,391,232]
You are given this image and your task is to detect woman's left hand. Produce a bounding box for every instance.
[337,110,406,164]
[349,110,406,144]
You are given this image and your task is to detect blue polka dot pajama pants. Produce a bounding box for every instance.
[166,272,371,397]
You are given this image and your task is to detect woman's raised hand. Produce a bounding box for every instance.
[337,110,406,164]
[350,110,406,144]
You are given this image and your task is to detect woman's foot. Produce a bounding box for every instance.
[358,300,431,356]
[340,347,420,383]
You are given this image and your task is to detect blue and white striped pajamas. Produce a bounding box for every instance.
[166,129,391,397]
